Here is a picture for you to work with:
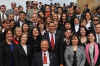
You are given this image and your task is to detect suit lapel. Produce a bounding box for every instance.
[40,51,43,66]
[85,44,91,64]
[85,43,99,65]
[18,44,27,56]
[27,45,30,56]
[94,43,99,65]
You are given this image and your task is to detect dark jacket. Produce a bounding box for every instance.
[32,51,58,66]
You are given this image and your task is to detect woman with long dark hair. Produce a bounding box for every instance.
[64,34,86,66]
[85,32,100,66]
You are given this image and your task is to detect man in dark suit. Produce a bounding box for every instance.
[43,22,64,66]
[32,39,58,66]
[16,11,29,27]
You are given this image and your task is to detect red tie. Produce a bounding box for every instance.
[51,34,54,49]
[43,53,47,64]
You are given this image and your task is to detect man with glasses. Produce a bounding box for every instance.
[93,16,100,31]
[95,23,100,44]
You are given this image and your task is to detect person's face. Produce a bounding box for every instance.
[93,17,99,25]
[86,13,91,20]
[88,33,95,42]
[48,23,56,33]
[21,34,27,44]
[23,24,29,32]
[46,17,52,23]
[16,28,22,37]
[75,8,81,14]
[14,7,19,14]
[19,7,23,12]
[58,8,62,14]
[0,6,6,13]
[54,21,58,28]
[51,6,55,11]
[65,23,71,29]
[31,14,37,22]
[19,13,26,21]
[39,12,44,17]
[32,28,39,37]
[95,24,100,33]
[10,21,15,28]
[53,14,58,20]
[74,18,79,24]
[80,27,86,36]
[41,40,49,51]
[65,30,71,38]
[11,3,16,9]
[81,19,87,27]
[45,6,50,11]
[62,14,66,20]
[6,31,13,41]
[72,36,79,45]
[8,14,14,20]
[5,21,11,29]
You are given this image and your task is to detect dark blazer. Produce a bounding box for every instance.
[0,42,4,66]
[60,39,71,66]
[32,51,58,66]
[2,41,16,66]
[28,36,41,54]
[14,44,32,66]
[43,30,64,65]
[85,43,100,66]
[16,19,30,27]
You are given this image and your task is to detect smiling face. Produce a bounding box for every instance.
[15,27,22,37]
[23,24,29,32]
[88,33,95,43]
[41,40,49,52]
[6,30,13,41]
[80,27,86,36]
[21,34,28,45]
[32,28,39,37]
[71,35,79,46]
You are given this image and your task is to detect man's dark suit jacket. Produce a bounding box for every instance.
[2,41,16,66]
[16,19,30,27]
[43,30,64,65]
[32,51,58,66]
[14,44,32,66]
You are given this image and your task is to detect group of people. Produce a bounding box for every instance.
[0,1,100,66]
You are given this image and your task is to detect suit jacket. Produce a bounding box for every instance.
[85,43,100,66]
[32,51,58,66]
[64,46,86,66]
[0,42,4,66]
[43,30,64,64]
[14,44,32,66]
[16,19,30,27]
[2,41,16,66]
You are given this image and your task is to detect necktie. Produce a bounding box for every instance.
[51,34,54,49]
[43,53,47,64]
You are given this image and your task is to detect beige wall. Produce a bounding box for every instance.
[78,0,100,11]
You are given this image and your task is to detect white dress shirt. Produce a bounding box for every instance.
[49,32,56,44]
[86,20,91,30]
[42,51,50,66]
[14,16,19,22]
[22,45,27,55]
[0,12,7,21]
[96,34,100,44]
[19,21,24,27]
[75,24,79,32]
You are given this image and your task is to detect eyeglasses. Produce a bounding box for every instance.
[93,19,99,21]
